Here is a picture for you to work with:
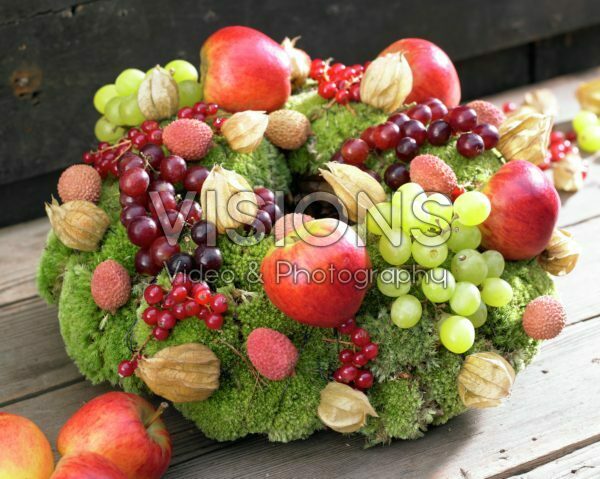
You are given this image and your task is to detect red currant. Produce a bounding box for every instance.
[336,365,358,383]
[352,352,369,367]
[178,107,193,119]
[206,313,224,330]
[128,128,141,140]
[349,83,361,102]
[318,81,337,100]
[351,328,370,347]
[144,285,164,305]
[141,120,159,133]
[451,186,466,201]
[210,293,228,314]
[171,285,189,303]
[566,130,577,142]
[193,102,207,115]
[132,134,148,149]
[338,318,357,335]
[550,130,565,145]
[118,359,137,378]
[335,89,350,105]
[355,370,374,389]
[82,151,95,164]
[184,300,200,317]
[147,129,163,145]
[194,288,211,305]
[362,343,379,360]
[142,306,160,326]
[212,117,227,132]
[172,303,187,320]
[152,327,170,341]
[206,103,219,116]
[502,101,517,114]
[157,310,176,330]
[339,349,354,364]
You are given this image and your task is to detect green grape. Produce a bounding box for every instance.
[94,117,125,143]
[454,191,491,226]
[450,249,488,285]
[578,125,600,153]
[165,59,199,83]
[367,202,395,235]
[449,282,481,316]
[467,301,488,328]
[119,95,145,126]
[379,229,412,265]
[421,268,456,303]
[104,96,124,125]
[482,250,505,278]
[93,84,118,114]
[178,80,202,108]
[480,278,513,307]
[573,110,598,134]
[439,315,475,354]
[411,241,448,268]
[447,220,482,252]
[391,294,422,328]
[423,192,453,225]
[392,183,427,233]
[377,268,411,297]
[115,68,145,96]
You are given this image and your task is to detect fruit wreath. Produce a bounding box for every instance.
[38,26,581,445]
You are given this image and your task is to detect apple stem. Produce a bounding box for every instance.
[145,402,168,429]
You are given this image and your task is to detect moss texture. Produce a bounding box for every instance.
[37,94,555,445]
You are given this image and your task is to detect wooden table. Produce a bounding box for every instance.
[2,70,600,479]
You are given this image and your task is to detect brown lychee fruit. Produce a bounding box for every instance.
[90,260,131,313]
[274,213,314,241]
[265,110,311,150]
[466,100,506,128]
[522,295,566,340]
[409,154,457,196]
[163,119,213,160]
[57,164,102,203]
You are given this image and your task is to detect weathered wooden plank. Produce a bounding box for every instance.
[163,317,600,479]
[0,297,80,406]
[507,441,600,479]
[0,217,49,305]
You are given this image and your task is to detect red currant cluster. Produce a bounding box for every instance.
[332,318,378,390]
[541,130,588,178]
[117,273,229,378]
[310,59,367,105]
[176,101,227,132]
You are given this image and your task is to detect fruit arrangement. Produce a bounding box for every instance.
[37,25,582,451]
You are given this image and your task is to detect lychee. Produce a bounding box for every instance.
[91,260,131,313]
[466,100,506,128]
[57,164,102,203]
[522,295,566,340]
[162,119,213,160]
[409,154,457,196]
[266,110,311,150]
[246,328,299,381]
[274,213,314,241]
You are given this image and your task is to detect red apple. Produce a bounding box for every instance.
[200,26,291,112]
[479,160,560,260]
[57,392,171,479]
[0,412,53,479]
[261,218,371,328]
[380,38,461,107]
[51,452,127,479]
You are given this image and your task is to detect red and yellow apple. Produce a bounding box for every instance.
[51,452,127,479]
[380,38,461,107]
[200,26,291,112]
[0,412,53,479]
[57,392,171,479]
[479,160,560,260]
[261,218,371,328]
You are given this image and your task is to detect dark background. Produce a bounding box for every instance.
[2,0,600,226]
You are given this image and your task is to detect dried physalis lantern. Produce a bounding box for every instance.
[319,162,386,222]
[200,165,258,233]
[281,36,311,88]
[576,78,600,114]
[45,198,110,252]
[221,110,269,153]
[538,228,580,276]
[135,343,220,403]
[360,53,413,113]
[137,65,179,120]
[497,110,553,165]
[457,352,515,409]
[317,382,378,433]
[553,151,585,192]
[521,88,559,118]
